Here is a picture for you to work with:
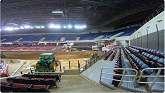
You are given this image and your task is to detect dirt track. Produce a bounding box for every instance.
[3,51,104,60]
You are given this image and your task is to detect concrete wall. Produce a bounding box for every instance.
[130,11,164,51]
[113,36,130,47]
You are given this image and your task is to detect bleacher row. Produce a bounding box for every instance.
[101,46,164,92]
[0,46,65,51]
[1,27,139,42]
[123,46,164,75]
[0,73,60,92]
[112,48,125,87]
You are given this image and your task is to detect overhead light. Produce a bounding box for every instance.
[75,25,80,29]
[14,28,20,30]
[20,26,24,29]
[79,26,83,29]
[5,27,14,31]
[54,25,61,28]
[68,25,72,28]
[24,26,31,29]
[49,24,54,28]
[41,26,45,28]
[64,26,66,28]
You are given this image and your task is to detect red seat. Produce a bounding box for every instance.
[0,82,10,86]
[30,78,42,80]
[12,83,28,88]
[33,85,47,88]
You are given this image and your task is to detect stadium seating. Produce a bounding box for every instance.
[38,46,55,50]
[1,47,15,50]
[24,46,41,50]
[11,47,27,50]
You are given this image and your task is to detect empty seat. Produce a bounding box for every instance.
[0,82,12,92]
[157,58,164,64]
[27,84,50,92]
[11,83,29,92]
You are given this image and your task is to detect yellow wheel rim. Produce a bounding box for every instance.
[57,61,59,65]
[54,63,56,70]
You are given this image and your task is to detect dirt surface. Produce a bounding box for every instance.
[3,51,103,60]
[4,51,104,75]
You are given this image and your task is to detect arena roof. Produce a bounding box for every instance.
[1,0,164,29]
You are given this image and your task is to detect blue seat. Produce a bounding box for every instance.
[141,64,148,69]
[157,58,164,64]
[152,56,159,61]
[139,61,145,66]
[136,59,141,63]
[149,55,155,59]
[146,53,151,57]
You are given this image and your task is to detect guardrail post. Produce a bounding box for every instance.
[118,69,126,87]
[148,69,161,91]
[69,61,70,69]
[90,61,91,66]
[78,60,80,68]
[60,61,62,72]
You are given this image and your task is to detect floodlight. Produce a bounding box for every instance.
[20,26,24,29]
[83,25,86,28]
[54,25,61,28]
[79,26,83,29]
[75,25,80,29]
[41,26,45,28]
[68,25,72,28]
[49,24,54,28]
[64,26,66,28]
[5,27,14,31]
[14,28,20,30]
[24,26,31,29]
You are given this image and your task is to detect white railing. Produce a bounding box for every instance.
[100,68,138,87]
[137,68,165,91]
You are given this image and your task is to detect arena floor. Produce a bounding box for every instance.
[4,51,104,75]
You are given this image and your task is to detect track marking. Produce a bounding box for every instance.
[79,74,97,85]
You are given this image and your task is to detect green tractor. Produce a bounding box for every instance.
[35,53,60,72]
[88,53,100,63]
[1,54,6,58]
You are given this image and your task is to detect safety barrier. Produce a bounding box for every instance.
[137,68,164,91]
[80,51,109,73]
[100,67,164,92]
[100,68,138,87]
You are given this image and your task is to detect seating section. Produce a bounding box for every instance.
[124,46,164,75]
[110,50,117,61]
[112,48,125,87]
[38,46,55,50]
[11,47,27,50]
[1,47,15,50]
[24,46,41,50]
[1,73,60,92]
[104,51,113,60]
[1,26,140,42]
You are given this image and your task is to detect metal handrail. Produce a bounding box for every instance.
[100,67,138,87]
[137,68,165,91]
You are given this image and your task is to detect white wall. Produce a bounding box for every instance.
[113,36,130,47]
[130,11,164,40]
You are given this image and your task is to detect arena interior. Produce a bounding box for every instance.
[0,0,164,92]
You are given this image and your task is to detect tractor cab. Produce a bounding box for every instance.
[35,53,59,72]
[40,53,55,62]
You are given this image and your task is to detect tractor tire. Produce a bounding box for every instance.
[50,62,56,72]
[55,59,59,66]
[36,63,42,69]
